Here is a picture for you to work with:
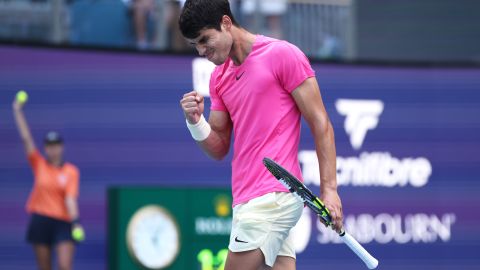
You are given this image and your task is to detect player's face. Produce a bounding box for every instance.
[188,27,233,65]
[45,144,64,164]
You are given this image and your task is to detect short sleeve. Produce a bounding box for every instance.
[209,70,228,111]
[273,42,315,93]
[27,150,44,171]
[66,166,79,198]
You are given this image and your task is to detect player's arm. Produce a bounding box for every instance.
[291,77,343,232]
[12,99,36,155]
[65,196,79,222]
[180,91,232,160]
[66,195,85,240]
[198,111,232,160]
[65,169,84,241]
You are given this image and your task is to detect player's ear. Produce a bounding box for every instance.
[221,15,232,31]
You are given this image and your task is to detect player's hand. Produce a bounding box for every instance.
[72,223,85,242]
[180,91,204,124]
[320,188,343,233]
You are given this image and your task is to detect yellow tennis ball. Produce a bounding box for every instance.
[16,90,28,104]
[72,227,85,242]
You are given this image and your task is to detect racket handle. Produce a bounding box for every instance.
[340,231,379,269]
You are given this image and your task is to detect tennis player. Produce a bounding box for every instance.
[12,98,82,270]
[179,1,343,269]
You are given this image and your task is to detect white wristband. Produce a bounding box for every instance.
[186,115,211,141]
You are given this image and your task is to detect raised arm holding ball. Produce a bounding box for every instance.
[13,91,84,270]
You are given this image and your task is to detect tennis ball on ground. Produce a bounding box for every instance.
[72,227,85,242]
[16,90,28,104]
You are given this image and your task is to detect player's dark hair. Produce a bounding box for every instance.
[179,0,239,39]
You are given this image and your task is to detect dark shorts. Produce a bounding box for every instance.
[26,213,73,245]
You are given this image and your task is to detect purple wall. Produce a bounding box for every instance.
[0,45,479,269]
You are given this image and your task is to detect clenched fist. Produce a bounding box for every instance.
[180,91,204,124]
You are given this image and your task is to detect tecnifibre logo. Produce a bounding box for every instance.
[293,100,451,250]
[335,99,384,150]
[299,99,432,188]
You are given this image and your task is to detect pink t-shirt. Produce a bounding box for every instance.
[209,35,315,206]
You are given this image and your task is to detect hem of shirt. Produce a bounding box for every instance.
[286,73,316,94]
[27,209,72,223]
[232,187,290,207]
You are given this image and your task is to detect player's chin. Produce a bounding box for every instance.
[208,55,226,65]
[211,58,224,65]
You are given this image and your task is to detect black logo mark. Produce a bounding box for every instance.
[234,236,248,243]
[236,71,245,81]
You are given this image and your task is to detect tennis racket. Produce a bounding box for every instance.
[263,157,379,269]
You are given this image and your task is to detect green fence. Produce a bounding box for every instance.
[108,186,232,270]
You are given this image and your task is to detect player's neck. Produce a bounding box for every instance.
[48,158,64,168]
[229,27,256,66]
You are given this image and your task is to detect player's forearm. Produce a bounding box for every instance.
[13,108,35,152]
[65,197,79,221]
[197,130,230,160]
[312,120,338,193]
[185,111,232,161]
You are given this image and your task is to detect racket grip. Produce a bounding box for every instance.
[340,231,379,269]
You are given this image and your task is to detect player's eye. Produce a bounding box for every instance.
[199,36,211,45]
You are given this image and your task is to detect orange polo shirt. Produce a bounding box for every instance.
[26,150,79,222]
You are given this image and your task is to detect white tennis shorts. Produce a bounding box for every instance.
[228,192,304,267]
